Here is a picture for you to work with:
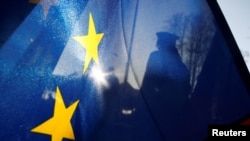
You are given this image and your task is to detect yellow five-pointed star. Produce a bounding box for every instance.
[73,13,104,73]
[31,87,79,141]
[29,0,58,18]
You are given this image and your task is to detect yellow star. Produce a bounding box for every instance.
[73,13,104,73]
[31,87,79,141]
[29,0,59,18]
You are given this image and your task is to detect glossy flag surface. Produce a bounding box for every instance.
[0,0,250,141]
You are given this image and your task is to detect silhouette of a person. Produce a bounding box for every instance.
[88,66,139,141]
[140,32,191,141]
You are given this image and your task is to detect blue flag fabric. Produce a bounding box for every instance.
[1,0,250,141]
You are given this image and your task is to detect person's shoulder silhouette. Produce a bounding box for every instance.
[140,31,191,141]
[142,32,190,90]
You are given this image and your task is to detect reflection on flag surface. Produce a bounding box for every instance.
[0,0,250,141]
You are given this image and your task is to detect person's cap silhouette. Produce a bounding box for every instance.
[156,32,179,50]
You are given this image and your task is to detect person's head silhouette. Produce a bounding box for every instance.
[156,32,179,51]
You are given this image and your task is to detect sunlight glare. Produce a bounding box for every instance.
[90,66,109,88]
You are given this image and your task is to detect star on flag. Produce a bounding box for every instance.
[73,13,104,73]
[31,87,79,141]
[29,0,58,18]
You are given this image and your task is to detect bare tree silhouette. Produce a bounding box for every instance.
[165,10,215,95]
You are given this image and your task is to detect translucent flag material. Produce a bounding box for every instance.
[0,0,250,141]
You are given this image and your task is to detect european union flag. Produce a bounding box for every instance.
[1,0,250,141]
